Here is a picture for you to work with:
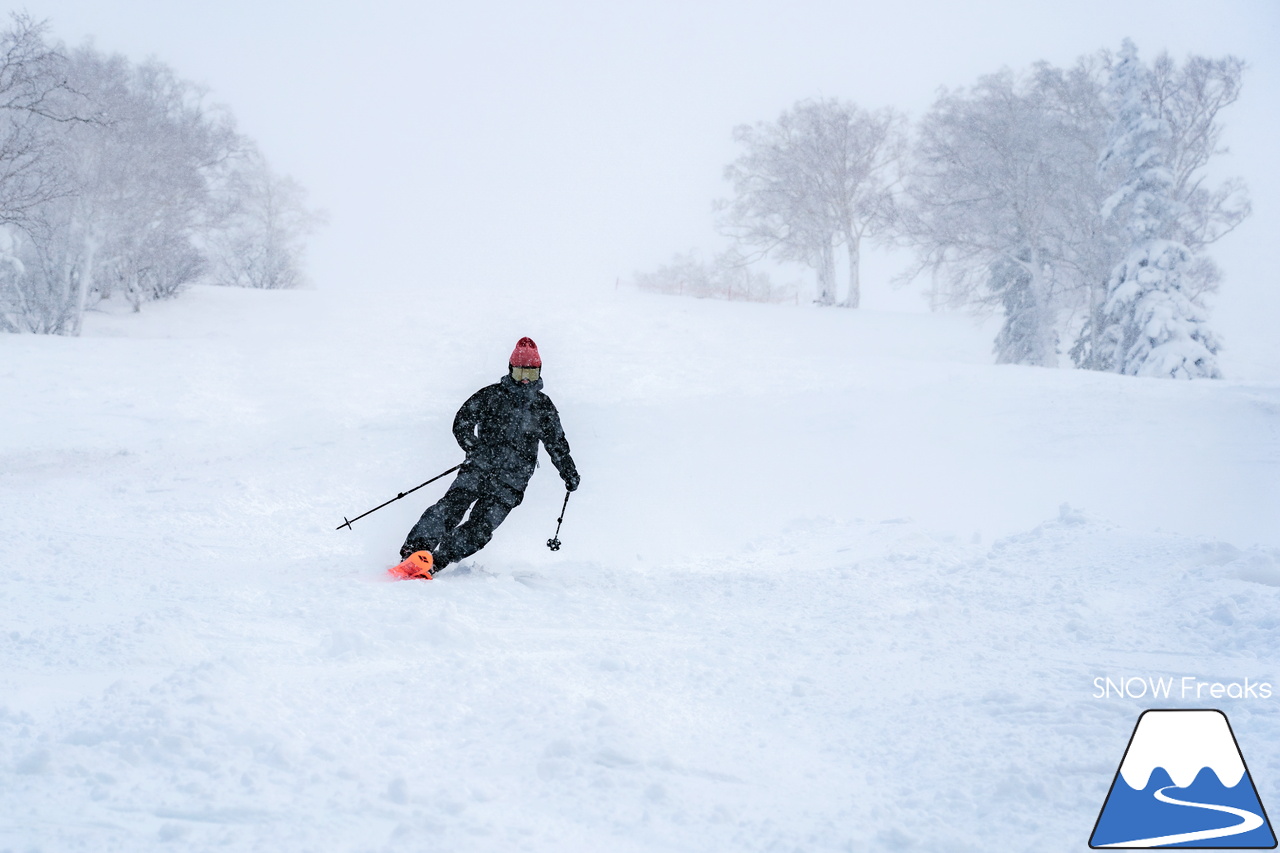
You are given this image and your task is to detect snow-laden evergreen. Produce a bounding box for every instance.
[989,253,1057,367]
[1096,40,1222,379]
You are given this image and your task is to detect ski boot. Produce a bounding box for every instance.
[389,550,435,580]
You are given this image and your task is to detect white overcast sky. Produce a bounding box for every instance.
[21,0,1280,352]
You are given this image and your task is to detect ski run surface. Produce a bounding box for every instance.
[2,282,1278,852]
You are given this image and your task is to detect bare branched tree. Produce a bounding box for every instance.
[1145,51,1249,296]
[899,65,1109,366]
[205,145,324,290]
[720,98,905,307]
[65,49,243,312]
[0,20,321,334]
[0,14,86,232]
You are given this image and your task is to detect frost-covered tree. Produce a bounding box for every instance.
[0,22,320,334]
[0,19,93,333]
[900,63,1110,366]
[0,15,82,232]
[1148,51,1250,272]
[900,44,1245,373]
[1,46,241,333]
[988,254,1050,366]
[1070,42,1243,376]
[720,98,904,307]
[66,48,241,311]
[204,145,323,290]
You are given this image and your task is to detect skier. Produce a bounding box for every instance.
[398,337,580,575]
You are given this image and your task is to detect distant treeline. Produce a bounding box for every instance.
[634,247,801,305]
[638,40,1246,379]
[0,15,322,335]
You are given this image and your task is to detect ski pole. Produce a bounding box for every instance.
[336,464,462,531]
[546,490,571,551]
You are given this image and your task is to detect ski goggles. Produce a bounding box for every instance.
[511,365,541,382]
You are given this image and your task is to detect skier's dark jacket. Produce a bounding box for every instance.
[451,374,578,507]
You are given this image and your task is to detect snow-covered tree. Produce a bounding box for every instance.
[0,15,83,233]
[900,63,1110,367]
[67,49,241,311]
[720,98,904,307]
[987,253,1052,366]
[899,44,1245,373]
[0,40,234,331]
[1,46,243,333]
[204,146,323,290]
[0,22,321,334]
[1148,52,1250,269]
[0,19,93,333]
[1087,40,1222,379]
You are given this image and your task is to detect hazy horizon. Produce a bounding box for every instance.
[21,0,1280,372]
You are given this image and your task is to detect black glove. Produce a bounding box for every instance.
[564,471,580,492]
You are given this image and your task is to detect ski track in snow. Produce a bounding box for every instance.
[1,284,1278,852]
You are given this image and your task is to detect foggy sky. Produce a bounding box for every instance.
[22,0,1280,366]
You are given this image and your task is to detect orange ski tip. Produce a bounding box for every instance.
[389,550,435,580]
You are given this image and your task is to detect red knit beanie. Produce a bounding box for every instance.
[509,337,542,368]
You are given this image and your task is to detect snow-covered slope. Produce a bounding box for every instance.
[1,284,1278,851]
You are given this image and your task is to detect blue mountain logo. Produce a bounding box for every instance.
[1091,709,1276,848]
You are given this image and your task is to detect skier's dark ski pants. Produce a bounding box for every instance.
[404,480,516,568]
